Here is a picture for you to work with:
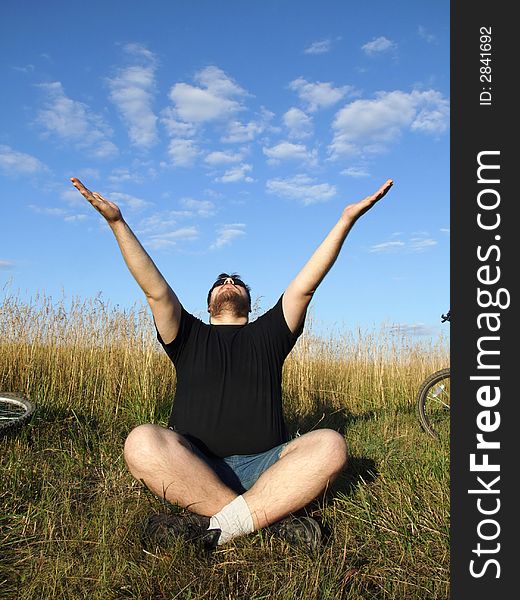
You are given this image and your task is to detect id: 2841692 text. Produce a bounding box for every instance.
[480,27,493,106]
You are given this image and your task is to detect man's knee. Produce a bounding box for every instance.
[124,424,186,470]
[315,429,348,474]
[284,428,348,474]
[124,424,158,468]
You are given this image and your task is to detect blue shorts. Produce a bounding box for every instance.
[186,438,289,493]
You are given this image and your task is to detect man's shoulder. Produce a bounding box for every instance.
[180,306,207,325]
[247,295,285,328]
[159,306,206,348]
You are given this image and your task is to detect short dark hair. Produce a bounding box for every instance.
[207,272,251,309]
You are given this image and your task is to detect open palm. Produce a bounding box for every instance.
[342,179,393,223]
[70,177,122,223]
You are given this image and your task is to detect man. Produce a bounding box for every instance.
[70,176,393,552]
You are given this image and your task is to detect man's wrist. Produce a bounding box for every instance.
[109,217,127,234]
[338,212,355,231]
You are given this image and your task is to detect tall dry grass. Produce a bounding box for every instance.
[1,291,175,425]
[1,290,449,599]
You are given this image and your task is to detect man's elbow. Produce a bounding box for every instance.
[287,280,316,299]
[145,284,173,303]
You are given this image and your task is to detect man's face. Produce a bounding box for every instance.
[208,276,250,319]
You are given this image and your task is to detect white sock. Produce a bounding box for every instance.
[208,495,254,545]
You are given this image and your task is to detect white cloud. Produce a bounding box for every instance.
[203,188,224,199]
[136,199,216,237]
[221,108,274,143]
[289,77,354,112]
[108,166,144,185]
[362,36,397,55]
[107,44,158,149]
[108,192,151,211]
[122,42,157,62]
[76,167,100,180]
[195,66,247,98]
[137,212,181,235]
[369,234,438,253]
[204,150,244,165]
[304,39,332,55]
[210,223,246,250]
[168,66,247,124]
[163,66,255,168]
[369,241,406,253]
[387,323,435,337]
[341,166,371,178]
[145,226,199,249]
[161,107,198,137]
[0,145,48,176]
[36,82,118,158]
[283,107,313,139]
[418,26,436,43]
[63,214,88,222]
[409,237,438,251]
[221,120,261,143]
[168,138,200,167]
[11,64,35,74]
[216,163,254,183]
[61,188,85,207]
[0,259,15,270]
[329,89,449,159]
[28,205,69,217]
[411,93,450,133]
[180,197,216,217]
[170,83,238,122]
[266,174,336,205]
[28,204,89,222]
[263,141,317,166]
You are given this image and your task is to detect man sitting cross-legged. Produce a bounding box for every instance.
[70,176,393,552]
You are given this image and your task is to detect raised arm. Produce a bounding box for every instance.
[283,179,393,332]
[70,177,182,344]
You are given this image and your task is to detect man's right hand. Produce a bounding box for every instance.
[70,177,123,224]
[71,175,182,344]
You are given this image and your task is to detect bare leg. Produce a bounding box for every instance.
[243,429,348,529]
[124,425,347,534]
[124,424,236,516]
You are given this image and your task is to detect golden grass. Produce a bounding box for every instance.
[0,291,449,599]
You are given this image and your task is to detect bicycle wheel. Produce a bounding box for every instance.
[416,368,450,439]
[0,393,36,434]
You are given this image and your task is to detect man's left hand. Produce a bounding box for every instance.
[341,179,393,225]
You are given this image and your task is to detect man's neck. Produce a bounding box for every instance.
[209,312,248,326]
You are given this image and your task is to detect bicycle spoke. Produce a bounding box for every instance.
[0,395,36,433]
[416,369,450,440]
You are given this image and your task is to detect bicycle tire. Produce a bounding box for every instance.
[0,392,36,434]
[416,368,450,439]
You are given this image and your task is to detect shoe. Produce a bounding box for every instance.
[268,515,322,553]
[141,512,221,551]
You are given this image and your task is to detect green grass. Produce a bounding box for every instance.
[0,293,449,599]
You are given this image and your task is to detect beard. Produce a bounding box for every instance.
[209,287,249,319]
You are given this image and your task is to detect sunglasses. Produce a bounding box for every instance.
[207,274,251,309]
[211,276,247,290]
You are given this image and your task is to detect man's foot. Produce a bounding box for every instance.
[268,515,322,553]
[141,512,221,551]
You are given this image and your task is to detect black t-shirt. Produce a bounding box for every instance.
[157,295,303,457]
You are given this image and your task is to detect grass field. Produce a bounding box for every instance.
[0,292,450,599]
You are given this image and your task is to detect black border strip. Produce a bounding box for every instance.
[451,2,514,597]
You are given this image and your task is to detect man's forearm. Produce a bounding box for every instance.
[109,219,171,300]
[283,180,392,332]
[295,179,393,296]
[291,214,354,297]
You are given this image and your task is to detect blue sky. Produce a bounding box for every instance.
[0,0,449,340]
